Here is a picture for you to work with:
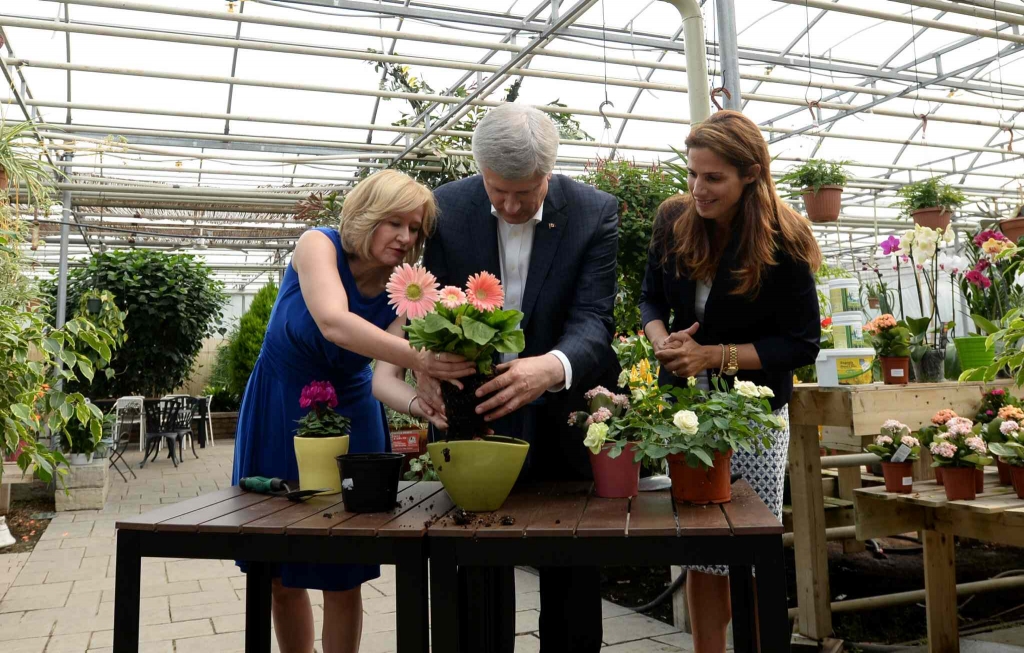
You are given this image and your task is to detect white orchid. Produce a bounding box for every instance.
[938,252,968,275]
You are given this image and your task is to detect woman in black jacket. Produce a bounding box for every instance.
[640,110,822,653]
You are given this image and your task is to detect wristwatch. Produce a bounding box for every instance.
[724,344,739,376]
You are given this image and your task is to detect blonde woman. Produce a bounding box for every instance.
[231,170,475,653]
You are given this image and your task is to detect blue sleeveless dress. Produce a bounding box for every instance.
[231,227,395,591]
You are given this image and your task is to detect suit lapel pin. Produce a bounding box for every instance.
[548,222,556,229]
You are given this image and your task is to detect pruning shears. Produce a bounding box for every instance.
[239,476,331,502]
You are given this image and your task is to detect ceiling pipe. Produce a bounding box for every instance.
[658,0,711,124]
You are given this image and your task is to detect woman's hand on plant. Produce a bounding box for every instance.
[412,372,449,418]
[415,349,477,380]
[656,323,712,378]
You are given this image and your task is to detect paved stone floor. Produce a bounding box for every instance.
[0,440,695,652]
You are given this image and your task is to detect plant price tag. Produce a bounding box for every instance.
[891,444,912,463]
[890,368,904,378]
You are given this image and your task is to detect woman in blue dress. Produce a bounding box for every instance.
[232,170,476,653]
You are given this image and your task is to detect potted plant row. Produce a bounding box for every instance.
[778,159,850,223]
[929,416,993,501]
[389,264,529,512]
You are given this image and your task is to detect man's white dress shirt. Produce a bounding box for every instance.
[491,204,573,391]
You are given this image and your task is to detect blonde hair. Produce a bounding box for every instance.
[339,170,437,265]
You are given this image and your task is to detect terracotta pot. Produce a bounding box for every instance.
[868,297,880,309]
[802,186,843,223]
[880,356,910,385]
[976,467,985,493]
[997,459,1013,486]
[667,450,733,504]
[999,216,1024,244]
[589,443,641,499]
[881,461,914,494]
[942,467,977,501]
[0,166,7,193]
[911,207,951,230]
[1011,466,1024,499]
[935,466,944,486]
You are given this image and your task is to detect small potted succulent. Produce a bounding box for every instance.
[929,417,993,501]
[896,177,966,231]
[866,420,920,493]
[293,380,351,495]
[649,378,783,505]
[777,159,849,223]
[864,314,912,384]
[388,264,529,511]
[988,420,1024,498]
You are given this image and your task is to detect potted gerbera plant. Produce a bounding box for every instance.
[929,417,993,501]
[864,314,912,384]
[387,264,529,512]
[988,420,1024,498]
[866,420,920,493]
[293,380,351,495]
[652,378,783,504]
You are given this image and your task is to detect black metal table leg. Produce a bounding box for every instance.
[395,541,430,653]
[113,530,142,653]
[429,540,460,653]
[729,565,756,653]
[245,562,273,653]
[752,536,791,653]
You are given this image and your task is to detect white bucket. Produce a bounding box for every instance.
[815,348,875,387]
[831,312,866,349]
[828,278,861,312]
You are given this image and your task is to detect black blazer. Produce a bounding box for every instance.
[423,174,621,479]
[639,199,820,411]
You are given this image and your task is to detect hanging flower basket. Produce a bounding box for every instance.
[999,216,1024,244]
[911,207,951,230]
[802,185,844,223]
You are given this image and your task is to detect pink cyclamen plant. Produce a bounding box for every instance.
[296,380,350,438]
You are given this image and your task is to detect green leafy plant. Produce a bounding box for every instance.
[0,120,60,207]
[47,249,227,398]
[228,283,278,397]
[60,411,109,456]
[864,314,912,358]
[294,191,343,228]
[645,378,783,470]
[611,332,658,384]
[578,158,687,334]
[896,177,966,216]
[295,381,351,438]
[777,159,849,195]
[866,420,920,461]
[403,452,439,481]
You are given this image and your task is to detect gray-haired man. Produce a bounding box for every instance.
[418,103,620,652]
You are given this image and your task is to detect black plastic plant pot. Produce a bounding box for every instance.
[86,297,102,315]
[336,453,405,513]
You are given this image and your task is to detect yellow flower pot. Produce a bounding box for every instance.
[294,435,349,495]
[427,436,530,512]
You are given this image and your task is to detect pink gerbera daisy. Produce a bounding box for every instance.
[386,264,439,320]
[439,285,467,310]
[465,271,504,312]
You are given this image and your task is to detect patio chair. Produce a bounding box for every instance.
[108,406,138,482]
[198,395,214,448]
[113,396,146,452]
[141,400,181,469]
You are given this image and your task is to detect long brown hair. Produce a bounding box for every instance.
[660,110,821,296]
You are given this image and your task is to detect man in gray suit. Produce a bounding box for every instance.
[417,103,620,652]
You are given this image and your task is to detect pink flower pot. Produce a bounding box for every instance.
[589,443,641,499]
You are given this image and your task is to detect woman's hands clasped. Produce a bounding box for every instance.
[653,322,713,379]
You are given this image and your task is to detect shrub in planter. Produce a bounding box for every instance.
[866,420,920,493]
[293,381,351,495]
[864,314,911,384]
[643,378,784,504]
[929,416,993,501]
[778,159,849,223]
[60,412,108,465]
[896,178,966,230]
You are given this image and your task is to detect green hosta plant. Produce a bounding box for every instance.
[777,159,849,195]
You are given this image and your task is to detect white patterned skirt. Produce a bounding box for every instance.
[687,405,790,577]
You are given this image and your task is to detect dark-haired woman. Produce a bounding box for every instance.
[640,110,822,653]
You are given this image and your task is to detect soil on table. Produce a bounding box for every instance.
[2,482,56,554]
[599,537,1024,646]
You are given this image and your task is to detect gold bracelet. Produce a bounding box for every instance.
[719,344,727,372]
[726,344,739,375]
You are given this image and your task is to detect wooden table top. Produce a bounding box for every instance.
[116,479,782,540]
[855,471,1024,516]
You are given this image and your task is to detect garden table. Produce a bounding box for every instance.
[854,471,1024,653]
[788,380,1018,643]
[426,479,790,653]
[113,480,452,653]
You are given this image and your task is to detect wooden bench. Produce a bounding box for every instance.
[854,471,1024,653]
[114,480,450,653]
[427,479,790,653]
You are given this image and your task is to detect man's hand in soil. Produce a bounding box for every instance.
[474,354,565,422]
